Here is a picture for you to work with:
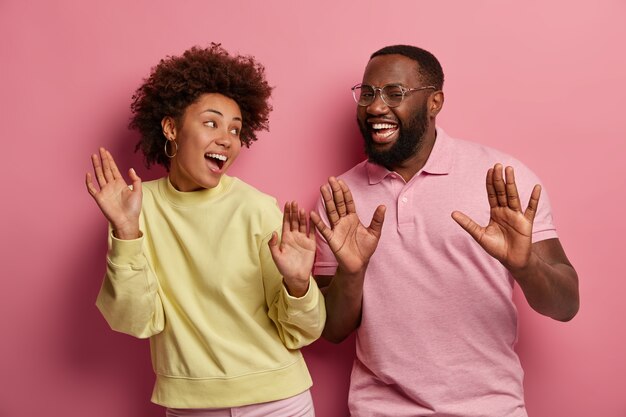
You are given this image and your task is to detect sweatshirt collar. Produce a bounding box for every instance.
[161,175,231,206]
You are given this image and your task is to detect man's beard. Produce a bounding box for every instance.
[359,106,429,169]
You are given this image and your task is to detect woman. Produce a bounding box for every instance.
[85,44,325,417]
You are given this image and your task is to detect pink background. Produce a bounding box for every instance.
[1,1,624,416]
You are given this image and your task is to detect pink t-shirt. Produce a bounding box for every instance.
[314,128,557,417]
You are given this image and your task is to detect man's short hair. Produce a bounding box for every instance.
[371,45,444,90]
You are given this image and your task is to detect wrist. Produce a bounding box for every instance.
[111,217,141,240]
[508,252,539,282]
[337,263,368,280]
[283,277,310,298]
[113,225,141,240]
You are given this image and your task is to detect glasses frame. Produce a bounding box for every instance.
[351,83,436,107]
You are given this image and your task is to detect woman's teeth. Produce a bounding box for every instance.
[205,153,227,161]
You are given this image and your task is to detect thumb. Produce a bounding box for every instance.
[129,168,142,193]
[368,205,386,236]
[451,210,483,242]
[268,231,280,256]
[524,184,541,223]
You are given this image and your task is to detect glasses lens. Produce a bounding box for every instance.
[381,85,404,107]
[354,85,375,106]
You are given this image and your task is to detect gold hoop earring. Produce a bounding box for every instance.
[164,140,178,158]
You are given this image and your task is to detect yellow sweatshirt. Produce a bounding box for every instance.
[96,176,325,408]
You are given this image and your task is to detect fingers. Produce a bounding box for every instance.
[524,184,542,223]
[485,168,498,208]
[320,177,353,227]
[282,201,292,238]
[308,214,315,240]
[91,152,106,188]
[320,182,339,226]
[107,149,123,179]
[100,147,115,183]
[289,202,299,232]
[281,201,314,239]
[298,207,308,235]
[338,179,357,214]
[85,172,98,197]
[90,147,124,189]
[504,166,522,212]
[310,210,333,243]
[492,164,508,207]
[487,164,522,212]
[330,177,347,218]
[89,148,141,205]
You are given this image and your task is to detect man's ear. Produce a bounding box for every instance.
[161,116,177,140]
[429,90,444,118]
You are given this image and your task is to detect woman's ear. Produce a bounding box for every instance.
[161,116,177,141]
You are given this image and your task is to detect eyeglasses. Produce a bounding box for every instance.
[351,83,436,107]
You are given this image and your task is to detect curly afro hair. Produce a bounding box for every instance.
[129,43,273,170]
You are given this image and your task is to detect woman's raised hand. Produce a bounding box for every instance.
[269,201,316,298]
[86,148,142,239]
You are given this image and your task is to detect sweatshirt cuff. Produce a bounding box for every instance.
[282,277,320,312]
[107,232,145,267]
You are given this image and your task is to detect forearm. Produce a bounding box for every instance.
[512,252,579,321]
[269,277,326,349]
[96,233,165,338]
[319,268,365,343]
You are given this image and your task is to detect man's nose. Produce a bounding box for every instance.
[366,91,390,115]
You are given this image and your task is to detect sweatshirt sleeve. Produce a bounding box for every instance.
[260,230,326,350]
[95,232,165,339]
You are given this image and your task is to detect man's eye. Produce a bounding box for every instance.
[385,87,403,97]
[205,121,216,128]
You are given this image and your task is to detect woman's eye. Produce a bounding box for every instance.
[205,121,216,128]
[230,128,240,136]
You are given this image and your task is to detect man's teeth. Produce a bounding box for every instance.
[372,123,397,130]
[376,130,395,138]
[371,123,397,139]
[205,153,227,161]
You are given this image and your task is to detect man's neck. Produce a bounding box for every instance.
[392,127,437,182]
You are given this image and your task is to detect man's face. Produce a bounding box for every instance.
[357,54,431,169]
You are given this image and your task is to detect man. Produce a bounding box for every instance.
[310,45,579,417]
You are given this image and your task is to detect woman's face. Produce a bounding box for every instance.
[167,93,243,192]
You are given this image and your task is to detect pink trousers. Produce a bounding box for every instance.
[165,390,314,417]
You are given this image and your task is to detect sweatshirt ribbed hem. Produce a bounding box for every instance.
[151,356,312,408]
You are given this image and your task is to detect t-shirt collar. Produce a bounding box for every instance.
[366,126,453,184]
